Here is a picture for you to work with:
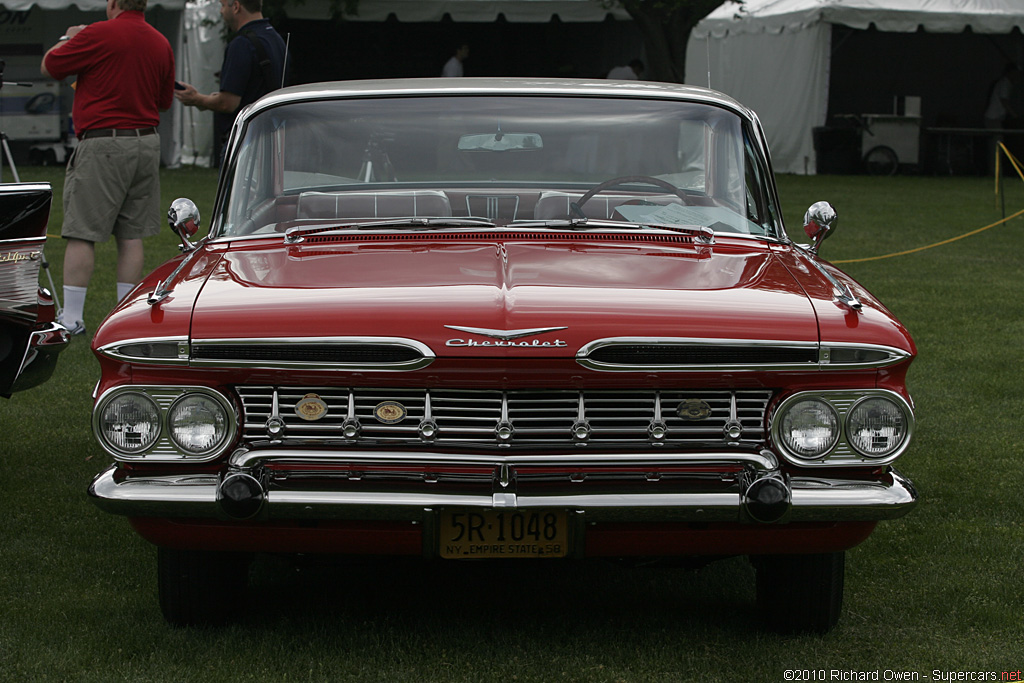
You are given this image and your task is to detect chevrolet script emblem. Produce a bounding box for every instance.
[444,325,568,348]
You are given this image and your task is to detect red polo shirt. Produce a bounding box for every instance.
[44,11,174,135]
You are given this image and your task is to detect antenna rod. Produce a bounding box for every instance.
[281,33,290,89]
[706,39,712,89]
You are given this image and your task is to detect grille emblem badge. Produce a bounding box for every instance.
[677,399,712,421]
[295,393,328,421]
[296,393,327,419]
[375,401,407,424]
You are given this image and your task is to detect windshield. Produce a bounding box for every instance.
[215,95,782,239]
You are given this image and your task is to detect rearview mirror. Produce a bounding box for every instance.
[458,133,543,152]
[803,201,837,254]
[168,198,201,252]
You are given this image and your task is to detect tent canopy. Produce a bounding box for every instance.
[287,0,628,22]
[687,0,1024,174]
[695,0,1024,36]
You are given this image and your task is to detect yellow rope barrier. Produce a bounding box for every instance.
[832,207,1024,264]
[832,141,1024,265]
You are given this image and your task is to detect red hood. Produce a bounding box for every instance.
[185,237,824,357]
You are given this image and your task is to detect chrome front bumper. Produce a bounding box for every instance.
[88,448,918,525]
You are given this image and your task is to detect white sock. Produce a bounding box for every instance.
[62,284,87,325]
[117,281,135,301]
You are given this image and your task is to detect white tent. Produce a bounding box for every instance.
[283,0,628,22]
[686,0,1024,174]
[0,0,186,165]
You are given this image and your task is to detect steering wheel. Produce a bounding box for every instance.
[572,175,691,218]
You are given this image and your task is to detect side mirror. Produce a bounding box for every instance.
[803,201,837,254]
[167,198,201,252]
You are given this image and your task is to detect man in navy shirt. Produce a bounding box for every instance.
[175,0,286,163]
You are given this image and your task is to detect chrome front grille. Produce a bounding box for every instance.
[237,386,773,449]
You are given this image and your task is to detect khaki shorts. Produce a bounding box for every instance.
[61,133,162,242]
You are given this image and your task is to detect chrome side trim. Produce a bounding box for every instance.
[794,244,862,310]
[148,249,204,306]
[97,336,191,365]
[577,337,910,372]
[10,321,69,393]
[189,336,435,371]
[818,342,912,368]
[88,462,917,524]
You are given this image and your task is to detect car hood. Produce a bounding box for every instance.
[185,237,829,357]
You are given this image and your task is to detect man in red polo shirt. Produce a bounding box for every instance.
[41,0,174,336]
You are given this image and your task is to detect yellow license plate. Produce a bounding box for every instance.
[439,509,569,559]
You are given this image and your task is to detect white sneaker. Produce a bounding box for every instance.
[60,318,87,336]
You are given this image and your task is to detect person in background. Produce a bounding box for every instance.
[607,59,645,80]
[984,62,1022,174]
[985,62,1021,129]
[442,43,469,77]
[175,0,287,164]
[40,0,174,336]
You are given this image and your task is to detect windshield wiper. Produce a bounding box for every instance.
[284,217,497,243]
[510,217,592,229]
[511,217,715,243]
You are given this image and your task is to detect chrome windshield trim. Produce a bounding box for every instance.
[189,336,435,371]
[577,337,911,372]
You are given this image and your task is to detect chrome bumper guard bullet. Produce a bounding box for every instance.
[88,449,918,525]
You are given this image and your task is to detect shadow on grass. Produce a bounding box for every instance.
[239,553,759,636]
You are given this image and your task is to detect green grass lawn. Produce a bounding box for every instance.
[1,167,1021,681]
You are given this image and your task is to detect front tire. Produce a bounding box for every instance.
[753,551,845,633]
[157,547,251,627]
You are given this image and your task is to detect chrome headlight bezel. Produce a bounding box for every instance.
[94,390,162,455]
[770,389,914,467]
[93,386,238,462]
[167,392,234,457]
[845,395,912,459]
[775,397,841,461]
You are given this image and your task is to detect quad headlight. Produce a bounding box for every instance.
[771,390,913,466]
[168,393,232,455]
[96,391,162,454]
[94,386,237,461]
[846,396,910,457]
[777,398,840,460]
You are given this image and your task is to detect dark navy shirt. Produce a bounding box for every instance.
[215,19,287,147]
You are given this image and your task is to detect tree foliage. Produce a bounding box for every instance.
[602,0,740,83]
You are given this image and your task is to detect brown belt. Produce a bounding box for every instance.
[79,127,157,140]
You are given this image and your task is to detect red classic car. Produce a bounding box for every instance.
[1,182,67,399]
[88,79,917,632]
